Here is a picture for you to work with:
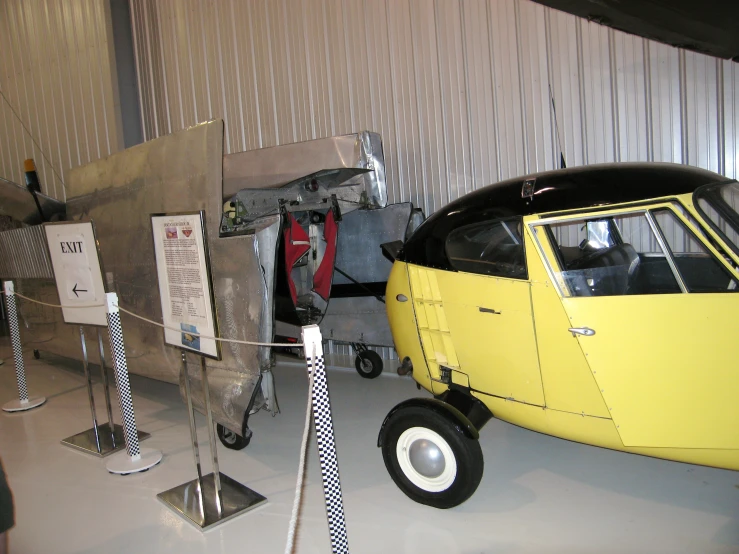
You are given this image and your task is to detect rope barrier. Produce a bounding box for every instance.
[284,344,316,554]
[7,291,304,348]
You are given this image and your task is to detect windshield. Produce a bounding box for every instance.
[694,182,739,256]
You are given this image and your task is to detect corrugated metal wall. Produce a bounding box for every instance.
[0,0,123,201]
[129,0,739,209]
[128,0,739,364]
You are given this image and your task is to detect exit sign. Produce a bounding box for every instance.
[44,221,107,326]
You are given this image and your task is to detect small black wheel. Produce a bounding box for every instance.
[381,405,483,509]
[355,350,383,379]
[217,423,251,450]
[33,350,40,360]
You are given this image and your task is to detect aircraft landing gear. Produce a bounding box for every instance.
[216,424,251,450]
[352,343,383,379]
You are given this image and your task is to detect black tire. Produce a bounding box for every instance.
[355,350,383,379]
[381,405,483,509]
[216,423,250,450]
[33,349,40,359]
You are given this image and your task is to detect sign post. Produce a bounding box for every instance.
[2,281,46,412]
[152,212,266,530]
[44,222,150,457]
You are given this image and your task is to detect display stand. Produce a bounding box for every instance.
[157,352,266,530]
[60,325,149,457]
[2,281,46,412]
[104,293,162,474]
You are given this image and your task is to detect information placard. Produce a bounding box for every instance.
[44,221,107,326]
[151,212,220,359]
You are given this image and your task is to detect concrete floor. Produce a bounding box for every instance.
[0,337,738,554]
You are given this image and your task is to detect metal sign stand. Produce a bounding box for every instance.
[104,293,163,474]
[157,351,266,530]
[60,325,150,457]
[2,281,46,413]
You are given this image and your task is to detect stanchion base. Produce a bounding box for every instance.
[3,397,46,412]
[157,472,267,531]
[106,447,163,474]
[61,424,150,458]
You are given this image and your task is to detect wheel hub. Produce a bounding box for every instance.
[408,438,445,478]
[396,426,457,493]
[222,429,237,444]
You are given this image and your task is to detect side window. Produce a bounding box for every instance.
[652,209,738,292]
[445,218,526,279]
[542,212,682,297]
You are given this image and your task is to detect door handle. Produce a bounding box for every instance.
[479,307,501,314]
[568,327,595,337]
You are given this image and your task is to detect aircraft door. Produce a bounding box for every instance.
[530,206,739,449]
[433,218,545,406]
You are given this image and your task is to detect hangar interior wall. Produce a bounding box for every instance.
[3,0,738,364]
[0,0,123,201]
[129,0,739,212]
[128,0,739,361]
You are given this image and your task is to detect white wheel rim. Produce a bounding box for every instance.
[396,427,457,493]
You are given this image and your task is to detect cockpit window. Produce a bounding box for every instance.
[445,218,527,279]
[538,209,738,297]
[652,209,738,292]
[541,212,682,297]
[694,182,739,257]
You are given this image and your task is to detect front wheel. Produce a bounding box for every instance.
[355,350,383,379]
[217,424,250,450]
[381,406,483,509]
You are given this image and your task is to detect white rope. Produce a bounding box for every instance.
[284,344,316,554]
[11,292,103,310]
[8,291,303,348]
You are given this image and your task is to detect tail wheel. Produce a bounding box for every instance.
[381,405,483,509]
[355,350,383,379]
[216,423,250,450]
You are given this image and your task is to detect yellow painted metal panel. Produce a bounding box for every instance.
[525,223,611,417]
[435,270,545,405]
[476,392,739,470]
[385,262,433,392]
[563,294,739,449]
[407,265,461,394]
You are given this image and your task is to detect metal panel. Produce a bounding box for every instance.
[0,226,54,279]
[0,0,123,202]
[129,0,739,195]
[12,121,275,435]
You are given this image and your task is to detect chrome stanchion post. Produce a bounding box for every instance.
[157,352,266,530]
[182,351,205,519]
[2,281,46,412]
[61,322,141,456]
[80,326,101,453]
[97,328,117,447]
[200,356,223,515]
[104,293,161,474]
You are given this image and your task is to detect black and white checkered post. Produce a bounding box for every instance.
[2,281,45,412]
[301,325,349,554]
[104,293,162,474]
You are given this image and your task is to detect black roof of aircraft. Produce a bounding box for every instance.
[532,0,739,62]
[400,162,730,268]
